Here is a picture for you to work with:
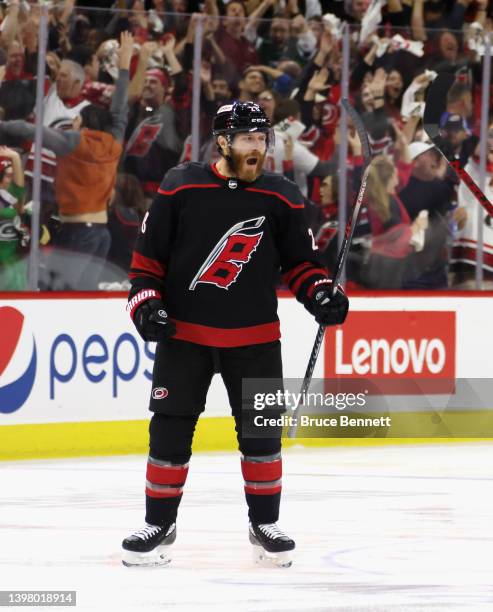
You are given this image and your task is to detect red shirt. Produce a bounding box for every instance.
[215,28,258,74]
[369,194,413,259]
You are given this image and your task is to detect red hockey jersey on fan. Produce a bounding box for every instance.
[128,162,329,347]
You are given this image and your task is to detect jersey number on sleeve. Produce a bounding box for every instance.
[308,228,318,251]
[141,212,149,234]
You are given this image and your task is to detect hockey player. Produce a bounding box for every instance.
[122,101,349,568]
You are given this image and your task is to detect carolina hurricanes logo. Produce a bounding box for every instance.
[189,217,265,290]
[152,387,168,400]
[322,102,338,127]
[126,122,162,158]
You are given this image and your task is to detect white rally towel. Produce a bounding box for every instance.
[360,0,386,44]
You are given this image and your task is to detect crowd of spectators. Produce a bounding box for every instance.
[0,0,491,291]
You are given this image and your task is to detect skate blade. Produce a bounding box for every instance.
[252,544,292,568]
[122,544,173,567]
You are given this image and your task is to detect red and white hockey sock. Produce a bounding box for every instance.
[241,452,282,496]
[145,455,189,499]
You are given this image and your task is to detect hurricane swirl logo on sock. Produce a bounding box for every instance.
[0,306,37,414]
[152,387,168,400]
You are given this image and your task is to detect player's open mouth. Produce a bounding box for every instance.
[246,158,258,166]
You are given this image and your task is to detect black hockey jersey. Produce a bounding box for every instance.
[128,162,329,347]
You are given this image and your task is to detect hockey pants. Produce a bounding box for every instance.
[145,338,284,526]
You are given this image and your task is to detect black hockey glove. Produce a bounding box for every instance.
[306,282,349,326]
[134,299,176,342]
[128,290,176,342]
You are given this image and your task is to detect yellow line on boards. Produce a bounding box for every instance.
[0,416,491,461]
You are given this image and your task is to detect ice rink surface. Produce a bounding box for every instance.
[2,443,493,612]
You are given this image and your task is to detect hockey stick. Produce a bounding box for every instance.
[288,99,372,438]
[423,71,493,217]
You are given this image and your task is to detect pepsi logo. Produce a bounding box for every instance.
[0,306,37,413]
[152,387,168,400]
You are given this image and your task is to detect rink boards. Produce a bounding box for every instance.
[0,291,492,459]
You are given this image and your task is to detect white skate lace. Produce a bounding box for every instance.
[133,524,163,541]
[257,523,286,540]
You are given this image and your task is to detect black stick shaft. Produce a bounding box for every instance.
[287,99,371,438]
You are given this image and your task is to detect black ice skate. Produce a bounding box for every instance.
[249,522,295,568]
[122,522,176,567]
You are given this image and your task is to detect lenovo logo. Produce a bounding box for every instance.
[335,333,446,375]
[325,311,455,390]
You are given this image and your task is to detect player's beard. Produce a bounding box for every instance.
[228,148,266,182]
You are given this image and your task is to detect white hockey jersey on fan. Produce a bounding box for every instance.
[454,157,493,272]
[264,137,318,196]
[24,85,90,184]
